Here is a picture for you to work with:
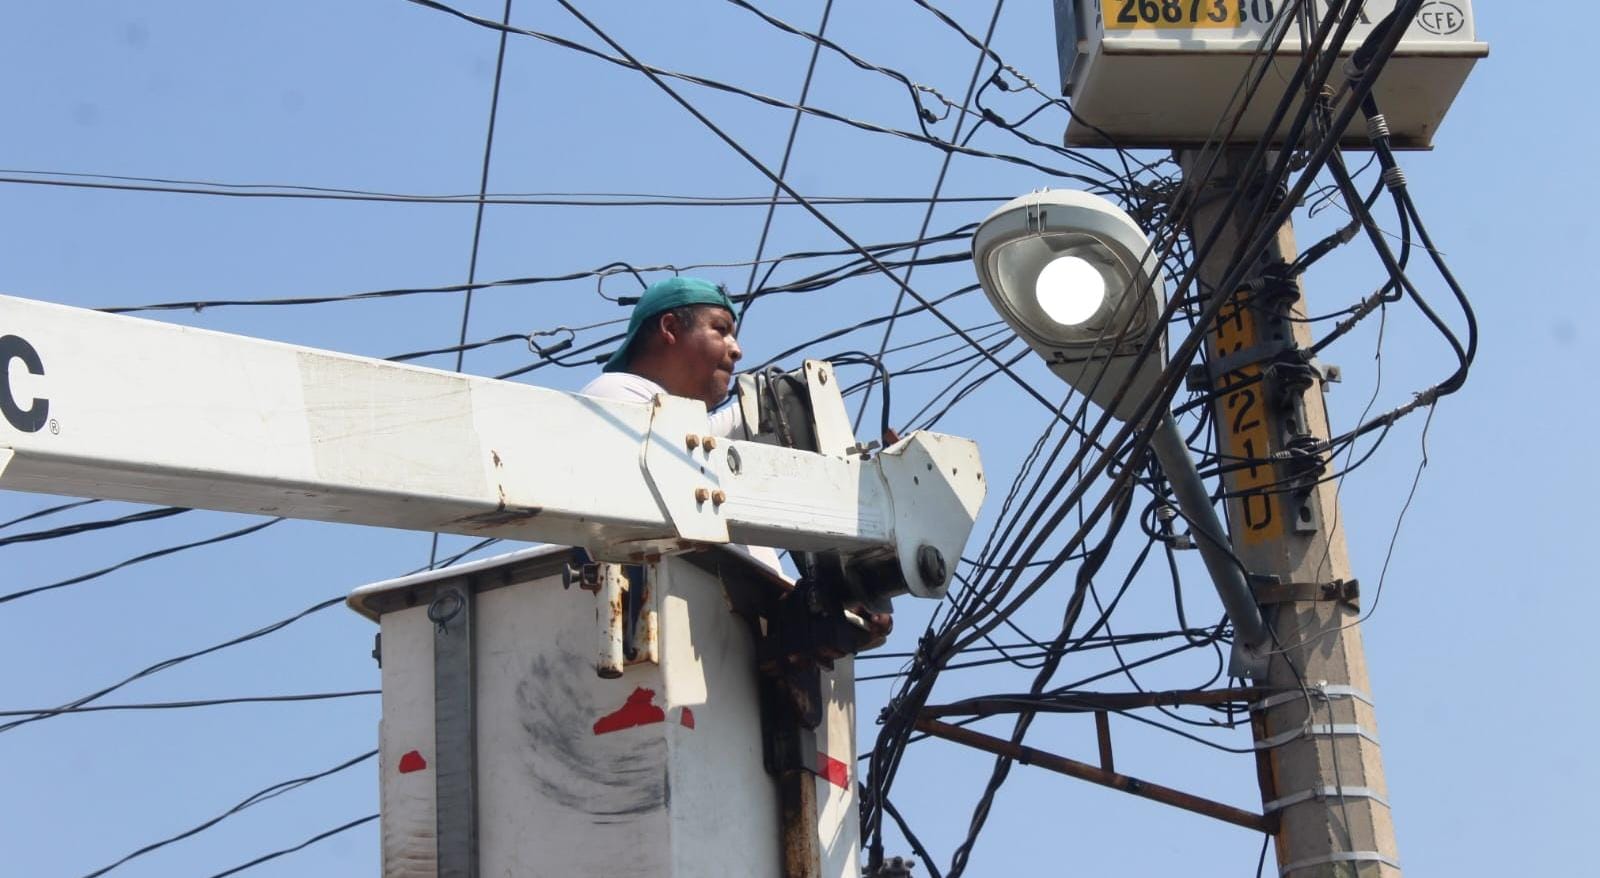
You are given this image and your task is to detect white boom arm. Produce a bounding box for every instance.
[0,295,984,597]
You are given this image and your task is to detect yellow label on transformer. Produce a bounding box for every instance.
[1102,0,1282,31]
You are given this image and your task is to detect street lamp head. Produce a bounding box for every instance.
[973,189,1167,421]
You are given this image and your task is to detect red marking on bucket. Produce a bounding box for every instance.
[818,752,849,790]
[593,686,667,735]
[679,707,696,729]
[398,750,427,774]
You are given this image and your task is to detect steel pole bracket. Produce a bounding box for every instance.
[1252,575,1360,610]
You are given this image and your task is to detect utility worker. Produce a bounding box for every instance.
[579,276,746,437]
[580,275,780,571]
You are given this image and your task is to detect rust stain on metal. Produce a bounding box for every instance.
[779,769,823,877]
[914,717,1272,833]
[609,587,625,628]
[453,498,544,530]
[491,449,503,468]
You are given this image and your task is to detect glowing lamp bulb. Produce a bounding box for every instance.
[1035,255,1105,327]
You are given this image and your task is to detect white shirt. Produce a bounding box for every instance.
[578,372,745,438]
[577,371,783,574]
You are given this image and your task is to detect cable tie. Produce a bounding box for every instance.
[1253,683,1372,712]
[1255,722,1379,751]
[1280,851,1401,876]
[1264,785,1390,815]
[1366,113,1391,142]
[1381,166,1407,191]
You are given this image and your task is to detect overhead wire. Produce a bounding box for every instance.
[863,0,1408,858]
[78,748,379,878]
[0,168,1014,208]
[736,0,835,328]
[204,814,380,878]
[0,517,282,607]
[0,690,380,718]
[852,0,1009,439]
[0,498,102,531]
[3,0,1477,871]
[430,0,516,570]
[401,0,1117,188]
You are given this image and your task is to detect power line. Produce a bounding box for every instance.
[204,813,379,878]
[402,0,1117,188]
[0,506,189,547]
[737,0,833,326]
[0,690,380,718]
[0,518,281,606]
[0,168,1013,207]
[854,0,1008,441]
[0,498,101,531]
[431,0,516,569]
[79,749,378,878]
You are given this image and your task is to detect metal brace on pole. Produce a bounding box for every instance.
[429,586,478,878]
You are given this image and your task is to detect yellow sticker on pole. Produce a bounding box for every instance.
[1212,290,1282,547]
[1102,0,1282,31]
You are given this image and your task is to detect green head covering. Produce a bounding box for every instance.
[604,276,736,373]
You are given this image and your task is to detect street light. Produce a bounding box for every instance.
[972,189,1166,421]
[972,190,1268,675]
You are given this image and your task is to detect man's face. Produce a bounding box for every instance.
[664,306,742,407]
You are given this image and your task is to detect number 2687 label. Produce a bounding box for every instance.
[1106,0,1280,30]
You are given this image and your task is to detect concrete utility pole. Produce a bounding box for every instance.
[1181,149,1400,877]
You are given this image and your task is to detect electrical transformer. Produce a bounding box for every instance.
[1052,0,1486,148]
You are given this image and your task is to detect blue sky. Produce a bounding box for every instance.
[0,2,1589,876]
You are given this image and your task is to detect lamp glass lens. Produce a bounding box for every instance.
[1035,255,1105,327]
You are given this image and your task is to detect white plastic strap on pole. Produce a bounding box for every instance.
[1263,785,1390,815]
[1253,683,1372,712]
[1255,723,1380,751]
[1279,851,1401,876]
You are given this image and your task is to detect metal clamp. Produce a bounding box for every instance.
[427,589,465,632]
[1186,339,1294,390]
[1264,785,1390,815]
[1280,851,1401,876]
[865,856,918,878]
[1256,722,1380,751]
[1252,577,1360,609]
[1254,683,1373,713]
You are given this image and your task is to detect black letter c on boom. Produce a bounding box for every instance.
[0,334,48,433]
